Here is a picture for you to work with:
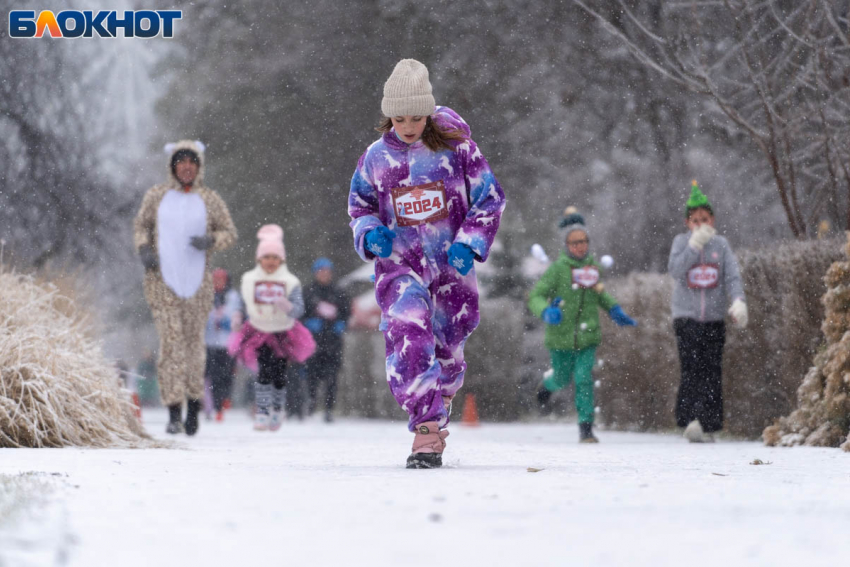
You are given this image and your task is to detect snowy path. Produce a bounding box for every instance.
[1,410,848,567]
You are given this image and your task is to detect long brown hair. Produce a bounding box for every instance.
[377,116,468,152]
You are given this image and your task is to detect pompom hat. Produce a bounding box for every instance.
[558,206,589,240]
[381,59,436,118]
[256,224,285,261]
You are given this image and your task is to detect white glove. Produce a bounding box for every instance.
[688,224,716,250]
[274,295,293,314]
[729,298,748,329]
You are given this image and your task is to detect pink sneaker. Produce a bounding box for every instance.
[253,412,270,431]
[406,422,449,469]
[269,410,283,432]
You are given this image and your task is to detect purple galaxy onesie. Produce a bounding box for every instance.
[348,107,506,430]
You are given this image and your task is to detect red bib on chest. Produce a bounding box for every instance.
[254,281,287,305]
[572,265,600,289]
[687,264,719,289]
[391,181,449,227]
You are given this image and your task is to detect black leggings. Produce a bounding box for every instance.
[674,318,726,432]
[306,352,341,412]
[257,345,287,389]
[206,347,235,412]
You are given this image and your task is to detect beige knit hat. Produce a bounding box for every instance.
[381,59,436,118]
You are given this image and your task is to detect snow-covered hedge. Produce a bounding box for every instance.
[595,238,843,437]
[0,272,147,448]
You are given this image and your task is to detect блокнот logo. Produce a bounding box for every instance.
[9,10,182,38]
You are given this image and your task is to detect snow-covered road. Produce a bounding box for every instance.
[1,409,848,567]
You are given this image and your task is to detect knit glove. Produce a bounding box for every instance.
[190,235,215,251]
[333,320,346,335]
[608,305,637,327]
[688,224,716,251]
[364,226,396,258]
[448,242,475,276]
[541,297,563,325]
[728,298,748,329]
[138,244,158,271]
[304,318,323,333]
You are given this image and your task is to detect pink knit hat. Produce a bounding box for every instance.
[256,224,285,261]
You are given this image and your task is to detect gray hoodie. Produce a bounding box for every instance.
[668,232,745,322]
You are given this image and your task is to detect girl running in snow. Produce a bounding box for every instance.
[668,181,747,443]
[348,59,506,468]
[229,225,316,431]
[528,208,637,443]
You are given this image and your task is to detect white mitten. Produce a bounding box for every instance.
[729,298,748,329]
[688,224,716,250]
[274,295,293,314]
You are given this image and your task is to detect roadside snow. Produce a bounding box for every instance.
[0,410,847,567]
[0,473,73,567]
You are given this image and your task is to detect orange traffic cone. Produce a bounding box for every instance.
[461,394,480,426]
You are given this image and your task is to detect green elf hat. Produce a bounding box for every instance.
[685,179,712,216]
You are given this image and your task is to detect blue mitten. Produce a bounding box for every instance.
[542,297,563,325]
[304,318,323,333]
[333,320,346,335]
[364,226,396,258]
[448,242,475,275]
[609,305,637,327]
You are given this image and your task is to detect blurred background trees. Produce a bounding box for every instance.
[3,1,850,425]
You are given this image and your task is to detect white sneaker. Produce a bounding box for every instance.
[683,419,714,443]
[269,410,283,432]
[254,412,270,431]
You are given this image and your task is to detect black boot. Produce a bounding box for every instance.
[579,422,599,444]
[406,452,443,469]
[536,387,552,415]
[166,404,184,434]
[185,399,201,436]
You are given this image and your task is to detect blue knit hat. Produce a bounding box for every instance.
[312,258,333,273]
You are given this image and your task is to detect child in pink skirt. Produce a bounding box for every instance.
[229,224,316,431]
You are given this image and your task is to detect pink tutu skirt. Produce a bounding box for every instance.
[227,320,316,372]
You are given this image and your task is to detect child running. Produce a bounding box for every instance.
[668,181,747,443]
[528,207,637,443]
[348,59,506,468]
[229,225,316,431]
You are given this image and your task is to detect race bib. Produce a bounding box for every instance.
[254,281,287,305]
[391,181,449,227]
[572,266,600,289]
[687,264,720,289]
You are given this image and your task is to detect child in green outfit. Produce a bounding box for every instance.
[528,207,637,443]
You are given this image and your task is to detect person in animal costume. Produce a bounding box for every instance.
[134,140,238,435]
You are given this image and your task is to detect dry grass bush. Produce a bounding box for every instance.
[596,238,843,437]
[0,271,148,448]
[764,234,850,450]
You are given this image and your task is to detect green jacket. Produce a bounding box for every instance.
[528,252,618,351]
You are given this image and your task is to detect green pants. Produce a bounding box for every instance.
[543,347,597,424]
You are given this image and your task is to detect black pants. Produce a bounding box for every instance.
[674,318,726,433]
[306,352,341,413]
[205,347,234,412]
[257,345,287,389]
